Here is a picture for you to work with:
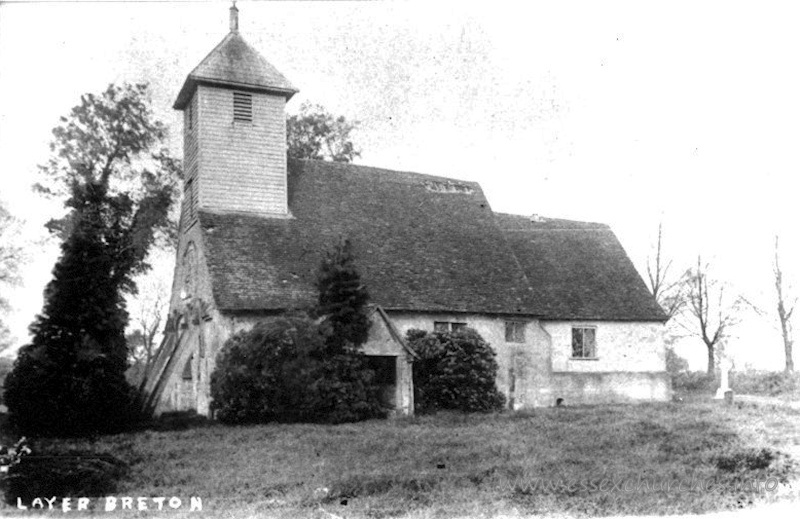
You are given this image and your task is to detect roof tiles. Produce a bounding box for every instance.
[199,160,666,322]
[201,160,536,315]
[174,31,297,109]
[495,213,667,321]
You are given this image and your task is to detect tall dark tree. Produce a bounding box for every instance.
[287,103,361,163]
[4,83,180,436]
[315,238,371,353]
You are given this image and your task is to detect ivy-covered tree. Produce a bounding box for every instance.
[315,238,371,353]
[287,103,360,163]
[4,83,180,436]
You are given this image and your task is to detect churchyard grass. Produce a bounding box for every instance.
[1,399,798,518]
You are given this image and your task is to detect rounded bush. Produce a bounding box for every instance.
[407,328,505,413]
[210,314,385,424]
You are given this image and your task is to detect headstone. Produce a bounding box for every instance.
[723,389,734,405]
[714,355,733,400]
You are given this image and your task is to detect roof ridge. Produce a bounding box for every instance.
[291,158,481,187]
[503,227,611,232]
[495,211,610,228]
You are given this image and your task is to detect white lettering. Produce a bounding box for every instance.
[77,497,90,511]
[62,497,71,512]
[137,497,148,511]
[44,496,57,509]
[190,497,202,511]
[121,497,133,510]
[169,497,181,509]
[152,497,166,510]
[16,497,28,510]
[105,497,117,511]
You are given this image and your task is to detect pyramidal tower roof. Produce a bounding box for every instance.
[174,3,298,109]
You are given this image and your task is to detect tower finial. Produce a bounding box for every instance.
[230,1,239,33]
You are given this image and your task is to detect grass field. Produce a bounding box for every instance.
[1,398,799,518]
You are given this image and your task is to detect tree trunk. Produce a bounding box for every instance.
[774,235,794,373]
[706,343,715,377]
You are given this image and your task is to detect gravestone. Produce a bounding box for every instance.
[714,355,734,401]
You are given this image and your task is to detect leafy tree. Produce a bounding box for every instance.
[0,202,23,354]
[315,238,371,354]
[407,328,506,413]
[4,83,180,436]
[287,103,360,163]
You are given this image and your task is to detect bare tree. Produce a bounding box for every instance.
[773,235,796,372]
[646,222,683,319]
[126,266,170,381]
[677,257,743,376]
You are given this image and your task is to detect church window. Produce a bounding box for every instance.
[571,326,597,358]
[233,92,253,122]
[187,101,193,130]
[434,321,467,332]
[182,178,198,231]
[505,321,526,343]
[182,354,194,380]
[183,243,197,300]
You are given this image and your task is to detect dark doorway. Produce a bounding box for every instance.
[366,355,397,409]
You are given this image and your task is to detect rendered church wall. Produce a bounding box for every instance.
[543,321,670,404]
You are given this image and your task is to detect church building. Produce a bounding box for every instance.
[141,5,670,417]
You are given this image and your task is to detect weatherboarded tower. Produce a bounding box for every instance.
[173,3,297,220]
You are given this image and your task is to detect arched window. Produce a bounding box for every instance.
[182,242,197,300]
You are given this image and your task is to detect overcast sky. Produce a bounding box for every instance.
[1,0,798,368]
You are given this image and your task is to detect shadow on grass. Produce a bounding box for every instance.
[0,410,211,507]
[1,451,128,506]
[143,410,214,432]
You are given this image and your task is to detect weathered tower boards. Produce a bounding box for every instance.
[141,5,671,419]
[173,3,297,219]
